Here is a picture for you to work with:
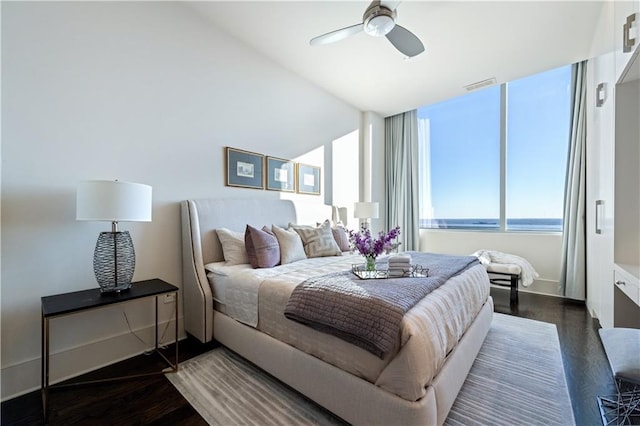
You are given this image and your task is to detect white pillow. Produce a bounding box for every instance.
[204,261,252,276]
[271,225,307,264]
[203,261,253,305]
[216,228,249,265]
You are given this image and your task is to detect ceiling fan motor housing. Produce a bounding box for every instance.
[363,4,396,37]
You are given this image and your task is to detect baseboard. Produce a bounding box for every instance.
[492,278,581,300]
[520,278,561,297]
[0,318,186,402]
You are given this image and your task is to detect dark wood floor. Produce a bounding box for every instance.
[2,287,613,425]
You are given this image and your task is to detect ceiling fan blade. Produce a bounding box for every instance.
[380,0,401,11]
[310,23,364,46]
[385,24,425,57]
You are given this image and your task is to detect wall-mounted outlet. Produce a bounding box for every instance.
[164,293,176,304]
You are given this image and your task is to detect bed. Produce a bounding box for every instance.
[181,198,493,425]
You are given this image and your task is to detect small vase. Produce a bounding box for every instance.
[365,255,377,272]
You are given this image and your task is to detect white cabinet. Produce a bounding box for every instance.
[613,45,640,327]
[613,265,640,328]
[587,3,640,329]
[615,266,640,306]
[586,52,616,328]
[615,1,640,81]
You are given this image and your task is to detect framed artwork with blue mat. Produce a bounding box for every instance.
[296,163,321,195]
[225,147,264,190]
[266,156,295,192]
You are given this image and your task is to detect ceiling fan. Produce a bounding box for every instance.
[309,0,425,58]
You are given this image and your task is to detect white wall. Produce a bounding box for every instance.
[360,111,385,233]
[1,2,361,399]
[420,230,563,295]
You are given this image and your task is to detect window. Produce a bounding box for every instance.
[418,86,501,230]
[506,67,571,231]
[418,64,572,232]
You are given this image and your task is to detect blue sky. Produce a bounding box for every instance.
[418,64,571,220]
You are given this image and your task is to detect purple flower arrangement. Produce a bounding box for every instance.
[348,225,401,260]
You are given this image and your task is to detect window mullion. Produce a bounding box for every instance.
[500,83,507,231]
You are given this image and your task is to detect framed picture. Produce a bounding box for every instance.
[266,156,295,192]
[225,147,264,189]
[296,163,321,195]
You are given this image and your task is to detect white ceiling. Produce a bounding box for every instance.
[186,1,604,117]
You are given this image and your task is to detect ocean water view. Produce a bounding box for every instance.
[420,218,563,232]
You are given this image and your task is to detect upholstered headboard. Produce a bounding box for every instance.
[180,198,338,342]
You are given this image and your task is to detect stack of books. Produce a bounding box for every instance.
[388,254,412,277]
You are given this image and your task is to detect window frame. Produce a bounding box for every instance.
[418,66,571,233]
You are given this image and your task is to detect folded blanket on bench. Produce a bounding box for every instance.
[472,249,539,287]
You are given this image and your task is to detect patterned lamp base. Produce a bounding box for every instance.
[93,231,136,293]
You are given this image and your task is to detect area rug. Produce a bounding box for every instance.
[444,313,575,426]
[166,313,575,425]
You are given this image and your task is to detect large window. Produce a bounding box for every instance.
[418,64,572,232]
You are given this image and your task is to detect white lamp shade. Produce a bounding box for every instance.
[354,202,379,219]
[76,180,152,222]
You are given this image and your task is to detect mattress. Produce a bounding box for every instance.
[207,254,490,402]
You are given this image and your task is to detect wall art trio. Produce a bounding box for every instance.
[224,147,320,195]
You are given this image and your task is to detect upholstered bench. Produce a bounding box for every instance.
[597,328,640,425]
[473,250,538,304]
[485,263,520,304]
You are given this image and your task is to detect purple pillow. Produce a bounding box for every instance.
[245,225,280,268]
[332,226,350,252]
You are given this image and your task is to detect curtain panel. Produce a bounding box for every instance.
[384,110,420,251]
[559,60,587,300]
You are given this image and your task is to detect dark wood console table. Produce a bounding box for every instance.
[41,278,179,421]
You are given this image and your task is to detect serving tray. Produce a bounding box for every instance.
[351,264,429,280]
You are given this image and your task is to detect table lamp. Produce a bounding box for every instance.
[354,201,379,229]
[76,180,152,293]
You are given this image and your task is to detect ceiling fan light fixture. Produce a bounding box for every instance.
[364,14,395,37]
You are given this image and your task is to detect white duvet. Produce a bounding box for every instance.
[206,254,362,326]
[206,254,491,401]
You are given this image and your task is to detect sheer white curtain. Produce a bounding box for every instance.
[385,110,419,251]
[559,61,587,300]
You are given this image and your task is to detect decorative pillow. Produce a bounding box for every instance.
[271,225,307,264]
[332,225,351,252]
[313,220,350,252]
[216,228,249,265]
[245,225,280,268]
[290,220,342,258]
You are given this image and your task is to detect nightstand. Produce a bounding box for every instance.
[41,278,179,420]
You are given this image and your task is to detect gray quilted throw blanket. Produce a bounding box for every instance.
[284,251,480,358]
